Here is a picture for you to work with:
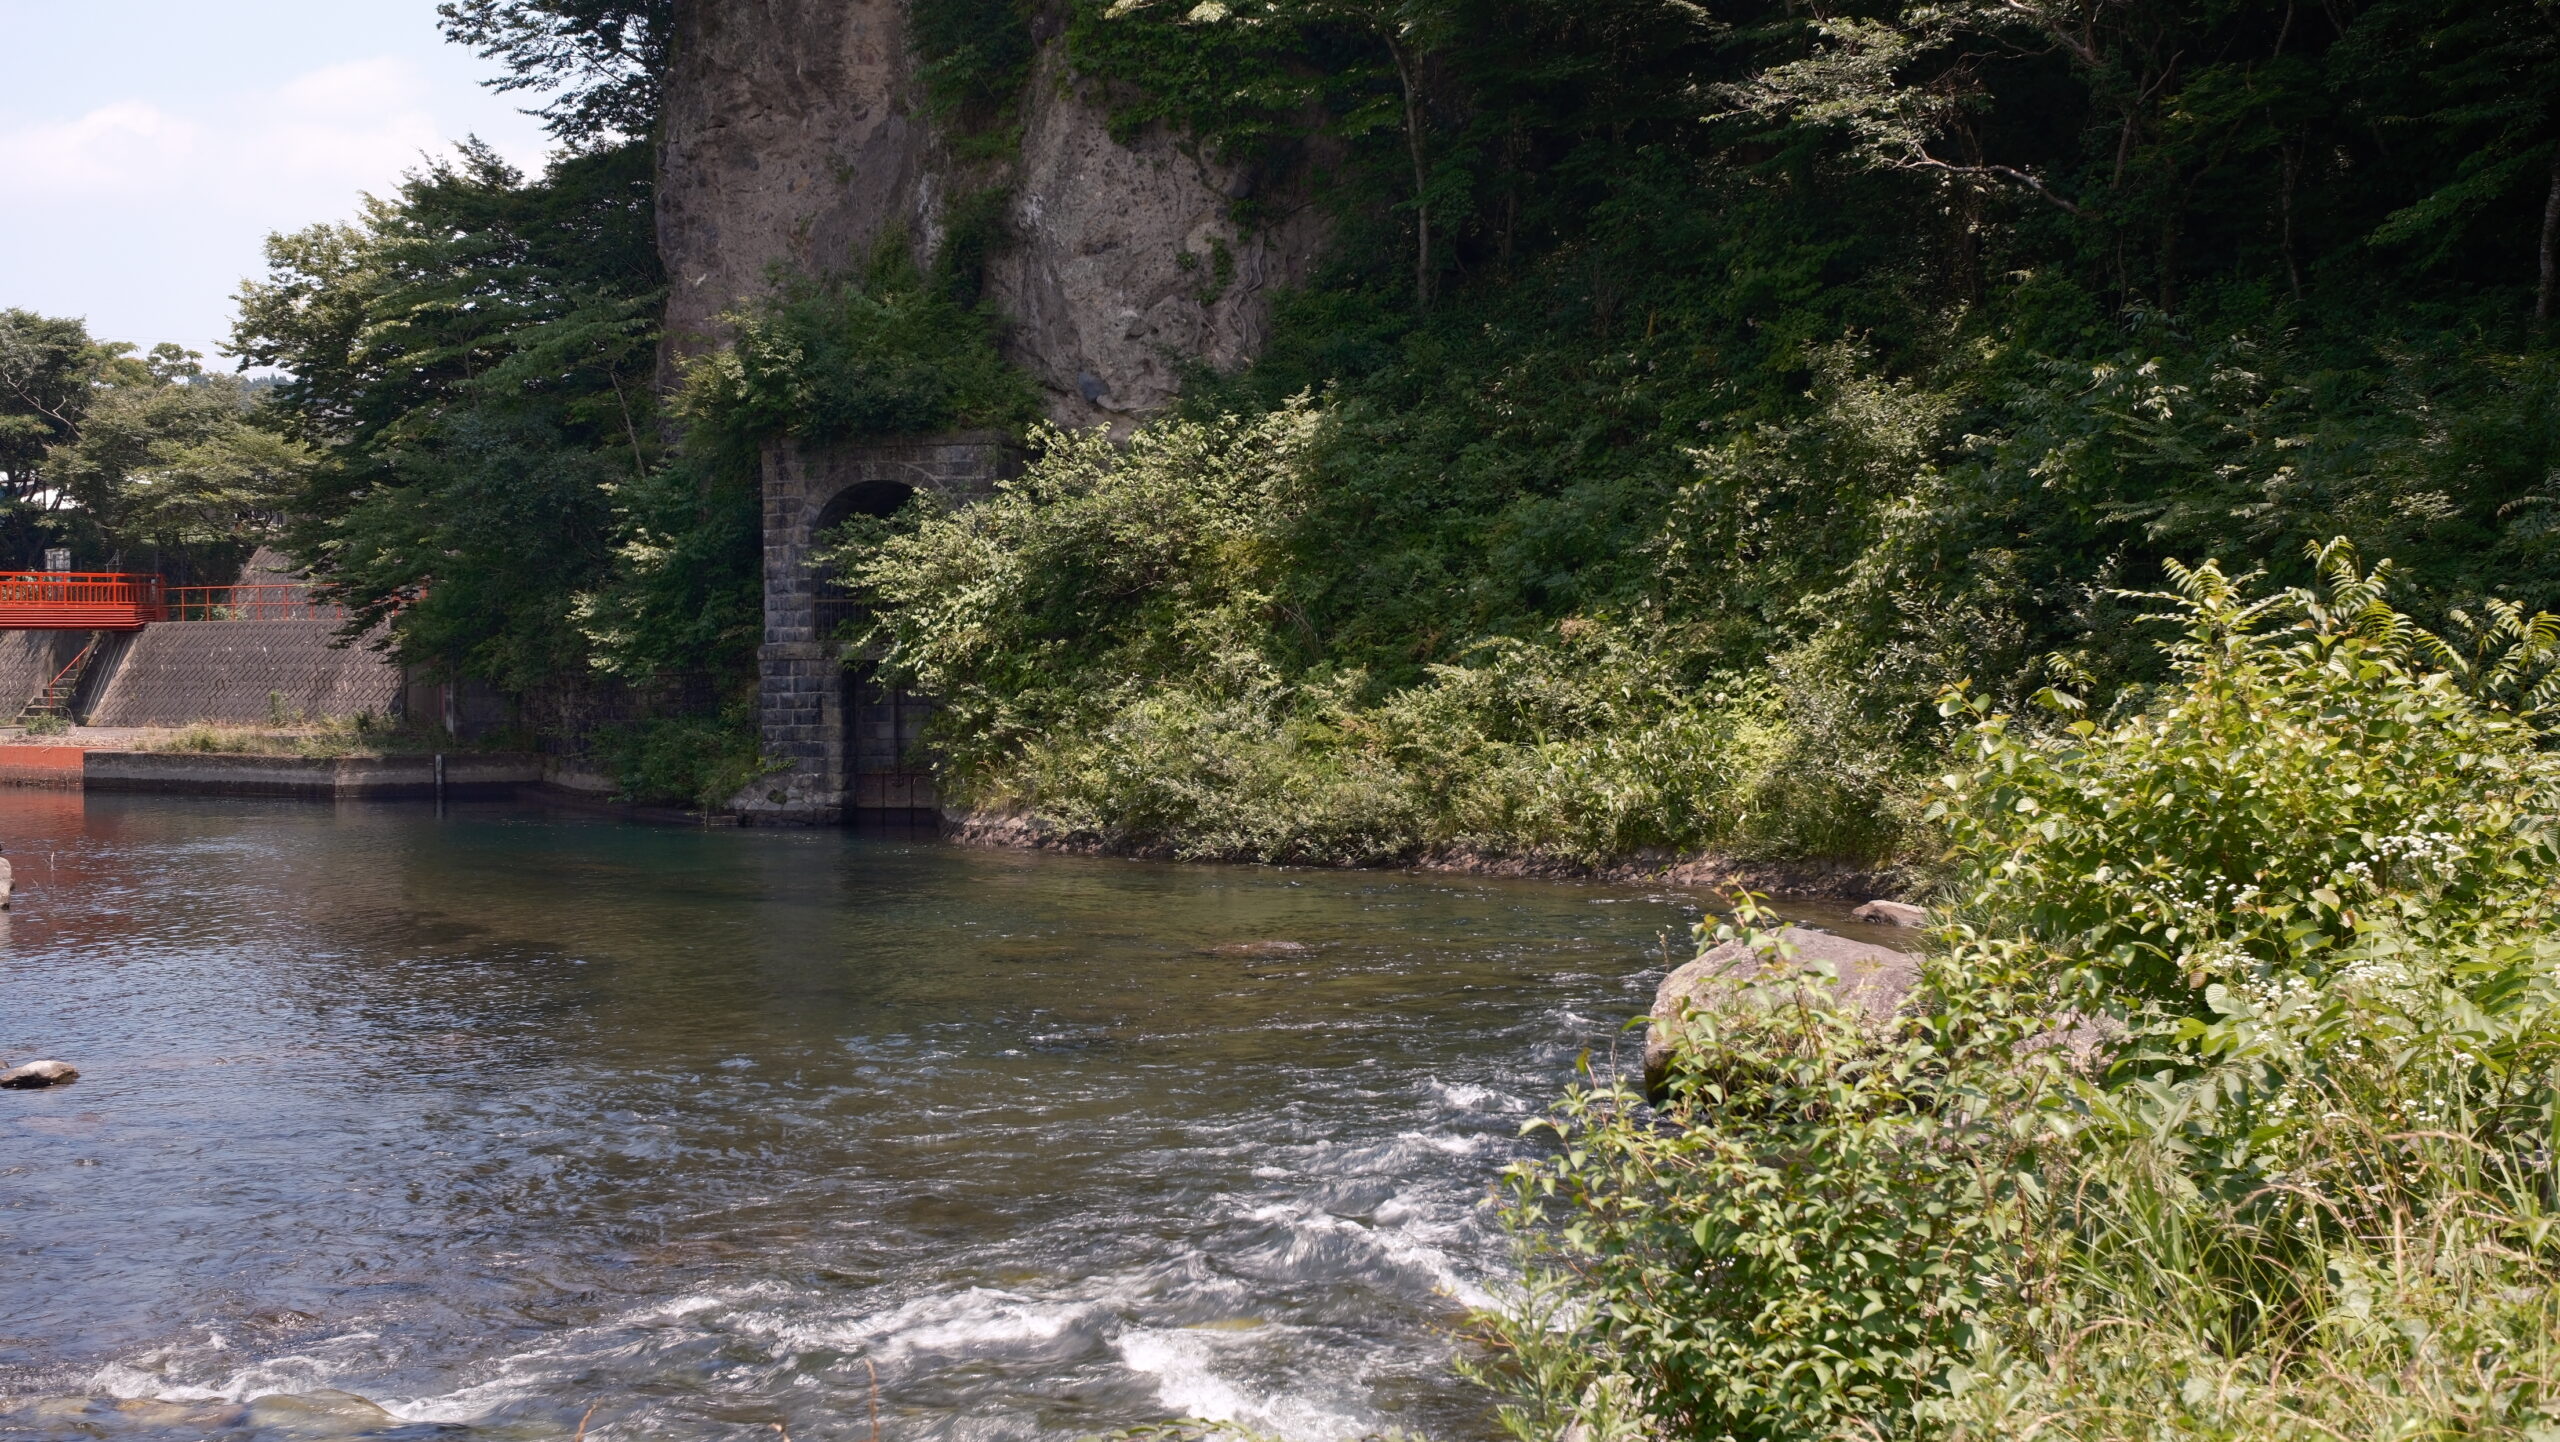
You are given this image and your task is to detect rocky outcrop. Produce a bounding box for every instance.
[1851,899,1928,927]
[659,0,934,358]
[0,1059,78,1088]
[657,1,1326,425]
[985,52,1327,424]
[1643,926,1919,1097]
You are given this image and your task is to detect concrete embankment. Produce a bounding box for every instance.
[82,621,402,726]
[0,746,86,789]
[79,751,541,798]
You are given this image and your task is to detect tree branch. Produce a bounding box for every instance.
[1906,153,2084,216]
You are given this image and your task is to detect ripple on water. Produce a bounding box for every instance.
[0,792,1884,1440]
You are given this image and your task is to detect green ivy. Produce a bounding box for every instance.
[676,237,1036,451]
[1061,0,1357,161]
[910,0,1036,147]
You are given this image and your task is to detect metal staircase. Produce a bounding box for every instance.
[19,634,103,724]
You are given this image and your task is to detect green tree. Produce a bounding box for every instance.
[0,316,305,574]
[436,0,673,147]
[59,349,316,573]
[0,310,108,563]
[233,140,674,689]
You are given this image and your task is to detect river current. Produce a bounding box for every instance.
[0,790,1901,1441]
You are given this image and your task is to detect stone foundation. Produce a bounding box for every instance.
[739,434,1019,824]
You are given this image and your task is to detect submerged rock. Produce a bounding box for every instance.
[1643,926,1918,1098]
[0,1059,78,1088]
[239,1389,400,1433]
[0,1389,406,1438]
[0,1396,249,1432]
[1851,898,1928,927]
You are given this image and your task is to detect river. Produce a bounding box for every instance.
[0,790,1902,1441]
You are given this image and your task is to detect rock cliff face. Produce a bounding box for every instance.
[658,0,1326,426]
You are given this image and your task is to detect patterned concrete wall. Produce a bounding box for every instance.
[82,621,403,726]
[746,433,1019,822]
[0,631,85,716]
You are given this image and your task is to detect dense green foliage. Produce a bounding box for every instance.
[582,697,775,811]
[0,312,307,576]
[233,141,699,692]
[910,0,1038,139]
[679,241,1036,455]
[823,0,2554,864]
[837,404,1886,860]
[1476,553,2560,1439]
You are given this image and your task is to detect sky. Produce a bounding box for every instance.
[0,2,555,362]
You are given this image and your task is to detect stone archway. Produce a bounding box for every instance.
[743,433,1018,823]
[809,479,916,638]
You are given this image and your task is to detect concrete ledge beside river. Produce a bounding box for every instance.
[81,751,541,798]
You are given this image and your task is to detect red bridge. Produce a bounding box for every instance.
[0,572,167,630]
[0,573,349,630]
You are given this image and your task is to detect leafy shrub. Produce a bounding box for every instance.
[1939,541,2560,1009]
[909,0,1036,135]
[1476,546,2560,1441]
[677,239,1034,453]
[841,404,1903,865]
[586,700,772,811]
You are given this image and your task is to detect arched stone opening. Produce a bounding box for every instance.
[810,480,917,638]
[747,435,1018,824]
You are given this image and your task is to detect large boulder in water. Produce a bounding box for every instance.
[0,1059,77,1088]
[1851,898,1927,927]
[1643,926,1919,1099]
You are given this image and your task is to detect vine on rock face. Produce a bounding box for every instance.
[910,0,1038,151]
[676,237,1037,456]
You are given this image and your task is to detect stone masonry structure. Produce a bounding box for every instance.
[740,432,1019,824]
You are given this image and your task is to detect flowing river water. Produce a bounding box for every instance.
[0,790,1905,1441]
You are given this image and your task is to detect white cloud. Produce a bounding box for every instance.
[275,57,433,116]
[0,57,536,213]
[0,30,555,356]
[0,100,203,192]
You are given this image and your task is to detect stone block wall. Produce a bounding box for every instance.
[742,433,1019,823]
[82,621,403,727]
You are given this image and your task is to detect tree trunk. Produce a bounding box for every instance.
[2280,143,2303,302]
[2538,148,2560,324]
[1387,34,1431,311]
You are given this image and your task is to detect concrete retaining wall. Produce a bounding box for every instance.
[82,620,402,726]
[83,751,542,798]
[0,632,84,716]
[0,745,86,789]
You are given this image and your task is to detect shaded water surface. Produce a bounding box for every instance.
[0,792,1904,1441]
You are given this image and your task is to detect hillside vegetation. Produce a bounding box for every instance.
[818,0,2560,866]
[44,0,2533,838]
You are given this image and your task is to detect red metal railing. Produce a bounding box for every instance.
[162,584,350,622]
[0,572,166,631]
